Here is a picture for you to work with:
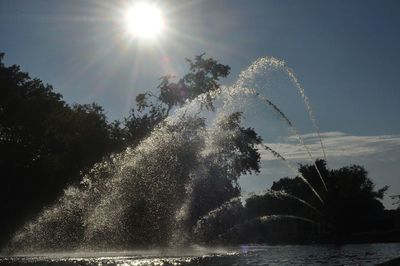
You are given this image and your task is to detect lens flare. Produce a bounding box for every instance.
[124,2,164,39]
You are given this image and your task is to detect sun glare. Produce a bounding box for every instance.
[124,2,164,39]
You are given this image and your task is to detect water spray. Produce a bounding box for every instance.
[261,144,325,205]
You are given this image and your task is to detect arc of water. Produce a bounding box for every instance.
[261,144,324,205]
[233,56,327,163]
[266,189,323,217]
[174,81,329,193]
[258,95,328,192]
[186,87,329,193]
[257,214,317,225]
[285,67,327,161]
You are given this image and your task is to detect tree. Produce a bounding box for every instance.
[156,53,230,112]
[269,159,388,236]
[123,54,231,145]
[270,159,330,210]
[0,53,124,246]
[187,112,262,230]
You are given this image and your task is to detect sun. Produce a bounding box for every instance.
[124,2,164,39]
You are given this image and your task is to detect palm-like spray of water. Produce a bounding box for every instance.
[257,94,328,192]
[188,57,328,201]
[188,56,329,239]
[5,56,328,253]
[285,67,327,161]
[233,57,328,192]
[235,57,327,160]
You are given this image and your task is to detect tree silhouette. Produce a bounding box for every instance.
[0,53,123,245]
[123,54,231,146]
[187,112,262,230]
[269,159,388,237]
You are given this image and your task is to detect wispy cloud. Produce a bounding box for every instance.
[239,131,400,209]
[259,131,400,162]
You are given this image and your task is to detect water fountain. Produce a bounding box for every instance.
[3,56,328,256]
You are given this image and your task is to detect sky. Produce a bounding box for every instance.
[1,0,399,208]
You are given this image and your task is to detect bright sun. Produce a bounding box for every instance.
[124,2,164,39]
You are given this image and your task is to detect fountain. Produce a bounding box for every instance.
[3,56,328,254]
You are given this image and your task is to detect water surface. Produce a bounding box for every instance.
[1,243,399,265]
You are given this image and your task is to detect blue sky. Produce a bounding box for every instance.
[1,0,400,207]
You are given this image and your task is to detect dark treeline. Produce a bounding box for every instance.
[193,160,400,244]
[1,52,399,249]
[0,53,121,245]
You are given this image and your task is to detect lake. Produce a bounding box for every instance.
[1,243,399,265]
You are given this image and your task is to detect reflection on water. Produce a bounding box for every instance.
[1,243,400,265]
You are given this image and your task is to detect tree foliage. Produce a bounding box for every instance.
[158,53,230,111]
[196,160,391,244]
[0,53,122,245]
[123,54,231,145]
[187,112,262,230]
[269,159,388,235]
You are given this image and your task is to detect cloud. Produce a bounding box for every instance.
[259,131,400,162]
[239,131,400,209]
